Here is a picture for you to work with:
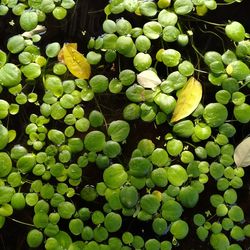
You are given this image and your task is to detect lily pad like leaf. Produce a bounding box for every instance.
[59,43,91,79]
[137,70,161,89]
[234,137,250,167]
[171,77,202,123]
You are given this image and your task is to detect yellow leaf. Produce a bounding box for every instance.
[58,43,77,63]
[170,77,202,123]
[60,43,91,79]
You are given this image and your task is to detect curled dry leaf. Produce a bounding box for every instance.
[21,25,47,38]
[58,43,91,79]
[234,137,250,167]
[171,77,202,123]
[137,70,161,89]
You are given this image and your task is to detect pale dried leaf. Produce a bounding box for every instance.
[137,70,161,89]
[234,137,250,167]
[22,25,47,38]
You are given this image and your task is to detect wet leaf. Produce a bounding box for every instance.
[59,43,91,79]
[171,77,202,123]
[137,70,161,89]
[234,137,250,167]
[58,43,77,63]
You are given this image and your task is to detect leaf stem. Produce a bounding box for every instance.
[8,217,34,228]
[217,1,241,6]
[188,15,227,27]
[94,96,108,131]
[191,43,204,59]
[88,9,104,14]
[194,68,209,74]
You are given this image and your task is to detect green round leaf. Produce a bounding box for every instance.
[210,233,230,250]
[234,103,250,123]
[103,140,121,158]
[133,52,152,72]
[170,219,189,239]
[0,63,22,88]
[174,0,193,15]
[46,42,61,58]
[104,212,122,233]
[167,164,188,187]
[54,231,72,249]
[119,185,139,208]
[145,239,161,250]
[162,200,183,222]
[152,217,168,236]
[162,49,181,67]
[158,9,178,27]
[84,131,106,152]
[225,21,245,42]
[48,129,65,145]
[108,120,130,142]
[196,226,209,241]
[116,18,132,35]
[178,186,199,208]
[27,229,43,248]
[7,35,25,54]
[203,103,228,127]
[89,75,109,93]
[17,153,36,174]
[57,201,76,219]
[69,218,84,235]
[151,168,168,187]
[163,26,180,42]
[20,11,38,31]
[80,186,97,202]
[140,194,160,215]
[103,163,128,189]
[0,152,12,177]
[143,21,162,40]
[129,157,152,177]
[226,60,250,81]
[228,205,244,222]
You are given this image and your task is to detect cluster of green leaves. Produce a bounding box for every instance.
[0,0,75,22]
[0,0,249,249]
